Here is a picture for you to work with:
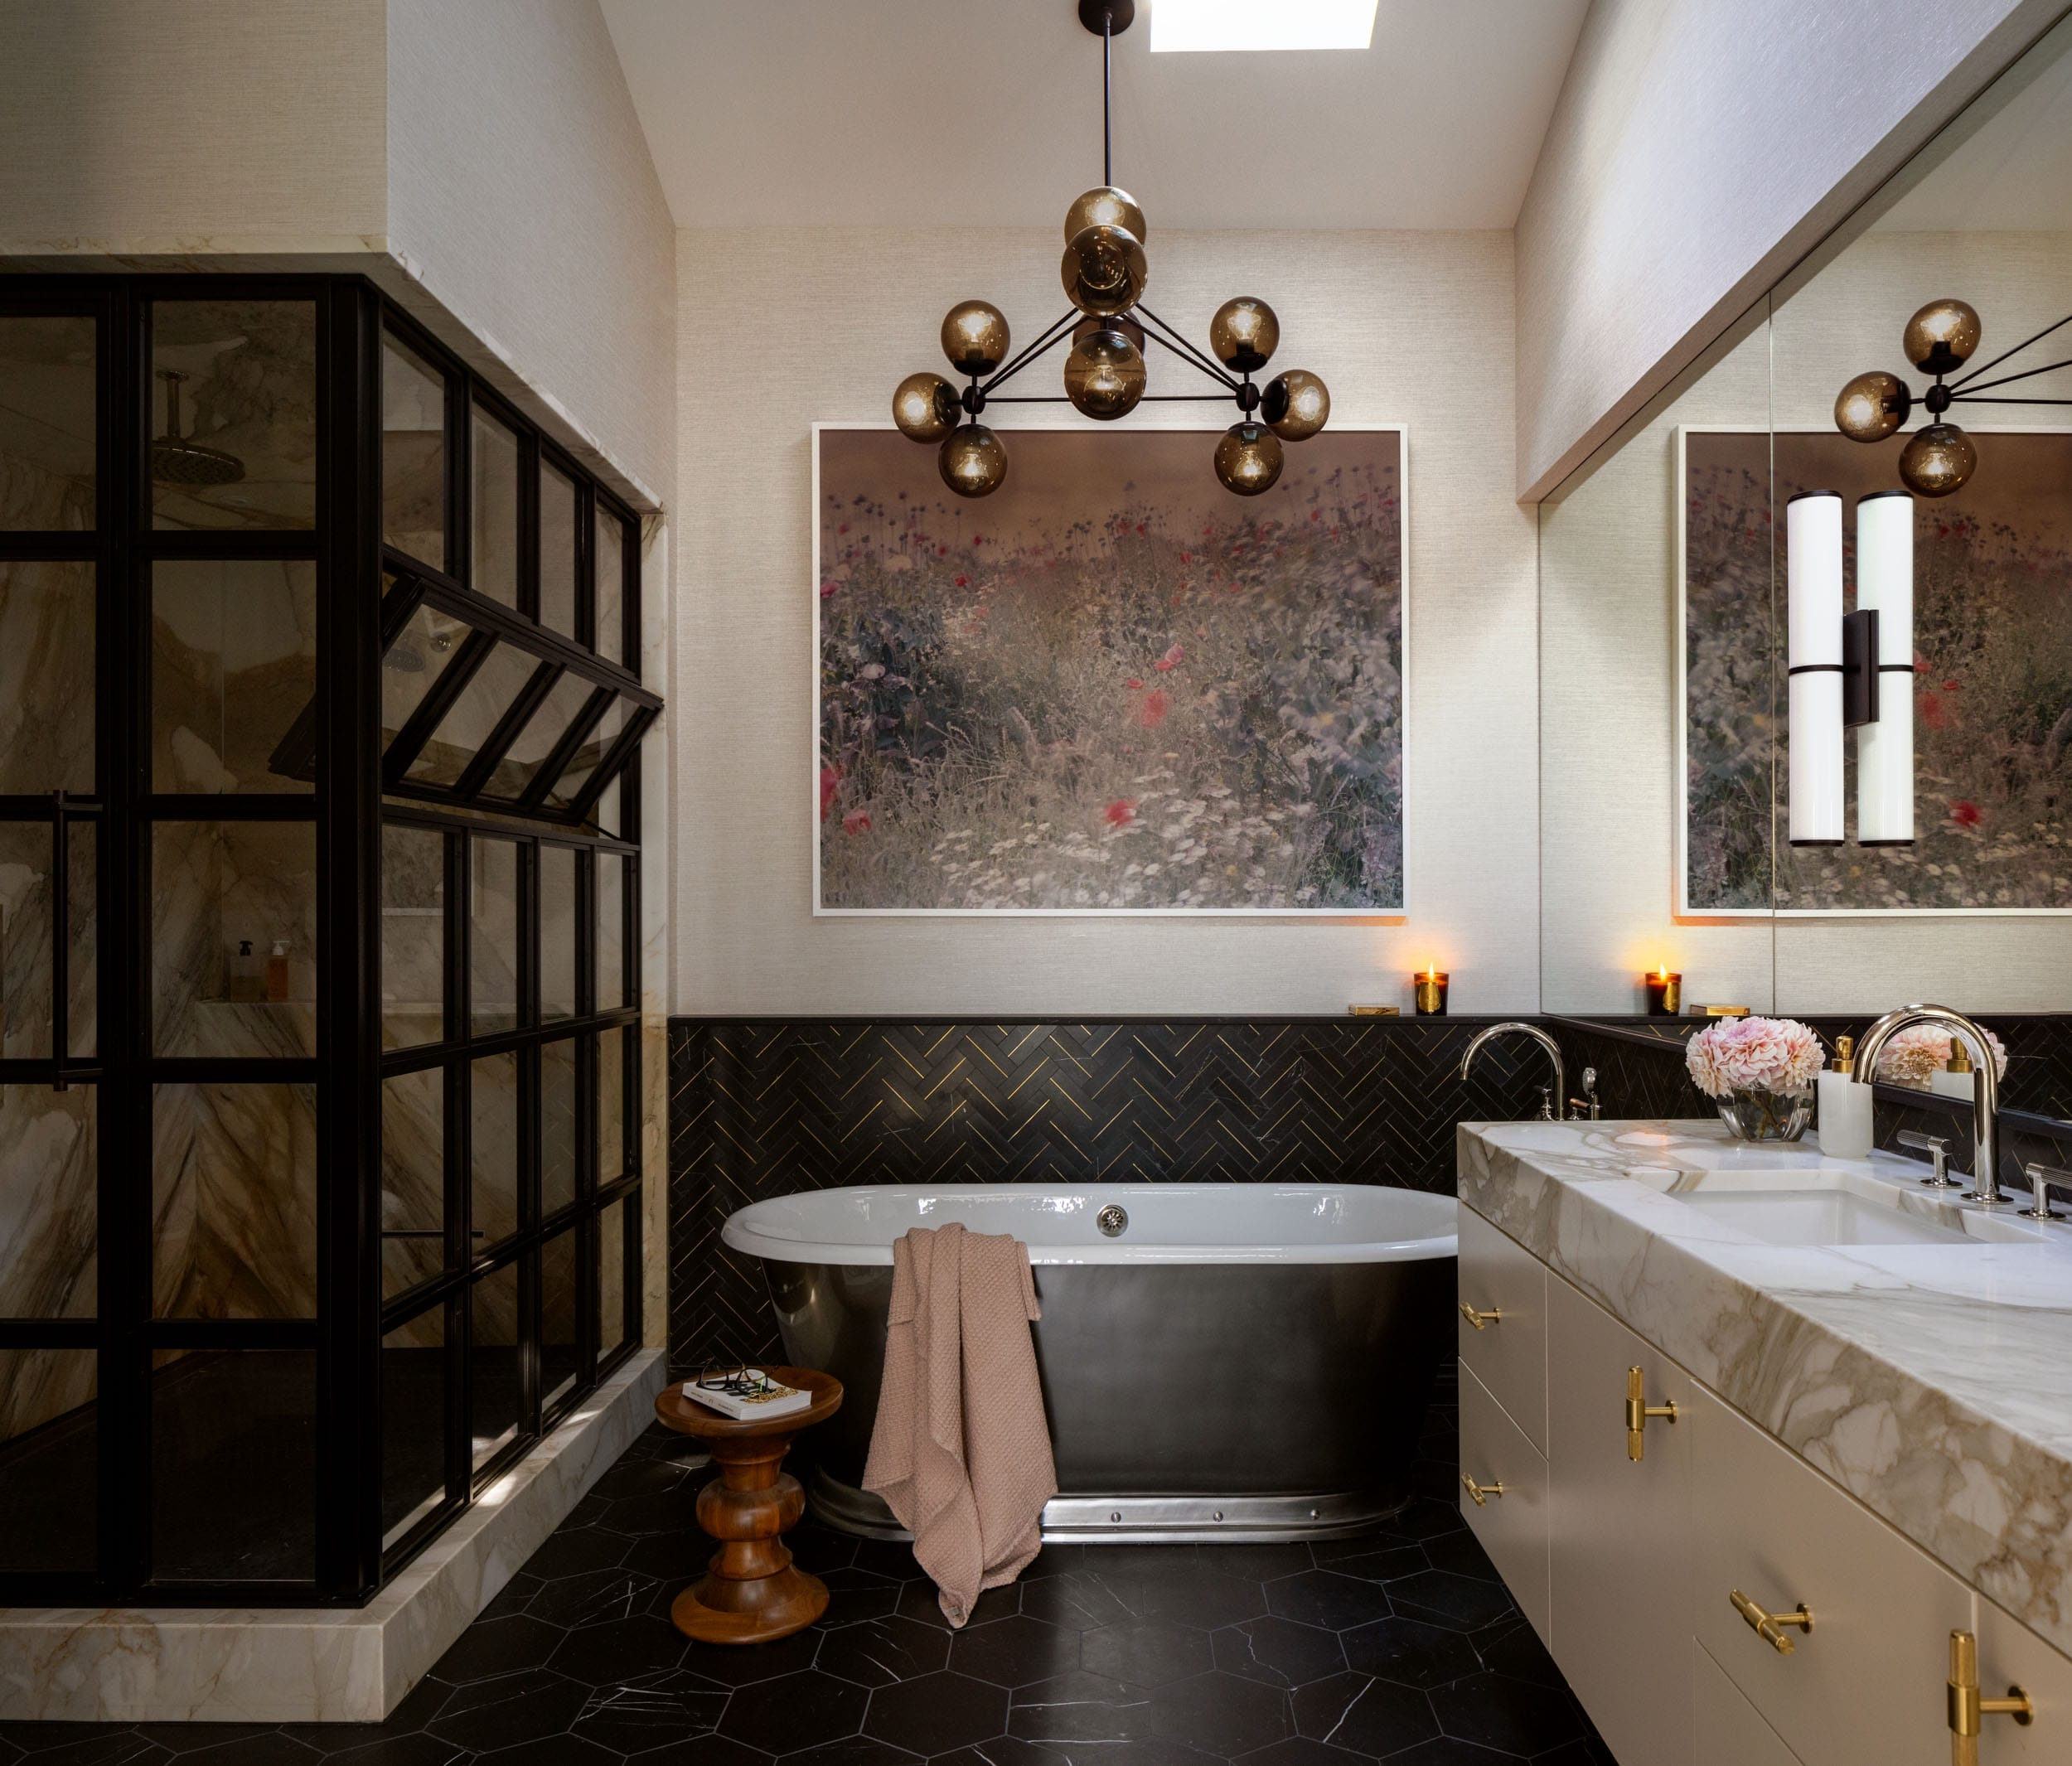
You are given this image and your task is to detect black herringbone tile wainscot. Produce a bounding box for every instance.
[670,1018,1552,1368]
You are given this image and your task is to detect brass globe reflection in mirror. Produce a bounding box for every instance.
[1074,314,1144,352]
[1898,422,1977,498]
[939,423,1009,498]
[1063,329,1146,420]
[892,371,961,443]
[1209,298,1279,372]
[942,301,1011,377]
[1262,370,1329,442]
[1833,370,1912,443]
[1062,224,1149,317]
[1213,422,1283,496]
[1063,185,1147,247]
[1902,299,1982,375]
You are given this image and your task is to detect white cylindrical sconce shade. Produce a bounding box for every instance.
[1787,491,1846,846]
[1855,491,1915,844]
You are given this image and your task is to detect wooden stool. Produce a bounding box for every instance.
[653,1367,844,1644]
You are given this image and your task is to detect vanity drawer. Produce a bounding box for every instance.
[1458,1357,1550,1647]
[1696,1639,1801,1766]
[1456,1206,1547,1452]
[1973,1594,2072,1762]
[1692,1387,1973,1766]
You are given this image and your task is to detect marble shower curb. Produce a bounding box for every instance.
[0,1348,668,1724]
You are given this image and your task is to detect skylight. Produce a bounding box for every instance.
[1148,0,1378,53]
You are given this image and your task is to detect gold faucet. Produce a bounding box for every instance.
[1852,1005,2008,1208]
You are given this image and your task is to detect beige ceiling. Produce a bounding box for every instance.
[601,0,1591,232]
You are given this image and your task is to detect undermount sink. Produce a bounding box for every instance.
[1620,1163,2045,1247]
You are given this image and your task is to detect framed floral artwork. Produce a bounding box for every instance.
[814,423,1407,915]
[1677,424,2072,915]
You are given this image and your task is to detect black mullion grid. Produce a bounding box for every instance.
[576,471,597,656]
[517,685,613,813]
[598,488,640,677]
[400,559,656,702]
[384,628,496,783]
[451,657,561,801]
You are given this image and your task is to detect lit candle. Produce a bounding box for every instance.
[1645,965,1682,1017]
[1413,963,1450,1017]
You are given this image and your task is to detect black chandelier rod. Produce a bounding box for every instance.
[1103,8,1113,186]
[1948,352,2072,400]
[1948,310,2072,391]
[1949,395,2072,406]
[983,309,1082,394]
[1135,306,1241,391]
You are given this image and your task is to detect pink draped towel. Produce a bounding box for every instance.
[861,1222,1058,1626]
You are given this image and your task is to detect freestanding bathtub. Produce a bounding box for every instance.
[720,1183,1457,1543]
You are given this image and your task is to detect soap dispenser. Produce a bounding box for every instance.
[1929,1040,1978,1102]
[1818,1035,1874,1159]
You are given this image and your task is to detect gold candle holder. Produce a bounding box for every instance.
[1645,969,1682,1016]
[1413,970,1450,1016]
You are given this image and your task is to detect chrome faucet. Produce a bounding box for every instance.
[1852,1004,2007,1208]
[1460,1023,1566,1122]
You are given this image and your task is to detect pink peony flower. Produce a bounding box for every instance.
[1875,1024,2007,1089]
[1687,1016,1823,1099]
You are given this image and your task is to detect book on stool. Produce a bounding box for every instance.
[681,1370,814,1421]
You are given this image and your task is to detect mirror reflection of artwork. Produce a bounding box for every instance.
[1681,427,2072,913]
[815,426,1406,913]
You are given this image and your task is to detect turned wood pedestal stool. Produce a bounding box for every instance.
[653,1367,844,1644]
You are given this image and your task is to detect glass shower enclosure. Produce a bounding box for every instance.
[0,276,655,1605]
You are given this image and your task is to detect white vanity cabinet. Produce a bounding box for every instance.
[1457,1204,2072,1766]
[1545,1274,1697,1766]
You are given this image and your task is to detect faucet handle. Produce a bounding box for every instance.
[1899,1130,1958,1189]
[2021,1163,2072,1222]
[1537,1086,1555,1122]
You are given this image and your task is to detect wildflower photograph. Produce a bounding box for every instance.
[1681,426,2072,913]
[815,425,1405,912]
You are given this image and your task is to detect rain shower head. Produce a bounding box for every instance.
[152,369,244,487]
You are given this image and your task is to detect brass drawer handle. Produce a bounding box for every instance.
[1625,1366,1679,1460]
[1460,1301,1503,1330]
[1731,1588,1814,1655]
[1948,1629,2032,1764]
[1461,1473,1506,1507]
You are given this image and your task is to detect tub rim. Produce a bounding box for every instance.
[719,1181,1459,1267]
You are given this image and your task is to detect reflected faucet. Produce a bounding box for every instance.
[1852,1004,2007,1207]
[1460,1023,1566,1122]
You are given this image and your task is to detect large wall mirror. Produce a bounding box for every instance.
[1540,13,2072,1077]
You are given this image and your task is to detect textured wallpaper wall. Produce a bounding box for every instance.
[670,225,1538,1017]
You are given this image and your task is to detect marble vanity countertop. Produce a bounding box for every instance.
[1458,1117,2072,1657]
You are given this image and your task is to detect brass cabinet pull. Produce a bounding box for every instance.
[1460,1473,1505,1507]
[1948,1629,2032,1764]
[1730,1588,1814,1655]
[1460,1301,1503,1330]
[1624,1366,1679,1460]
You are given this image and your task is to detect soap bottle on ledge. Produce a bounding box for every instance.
[228,938,261,1002]
[266,940,292,1004]
[1817,1034,1873,1159]
[1929,1040,1977,1102]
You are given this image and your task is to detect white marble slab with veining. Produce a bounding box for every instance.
[1458,1117,2072,1657]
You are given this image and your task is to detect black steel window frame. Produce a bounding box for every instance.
[0,274,652,1610]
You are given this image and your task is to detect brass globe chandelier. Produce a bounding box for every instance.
[1833,297,2072,496]
[891,0,1331,499]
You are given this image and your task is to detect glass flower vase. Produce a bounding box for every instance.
[1716,1086,1813,1143]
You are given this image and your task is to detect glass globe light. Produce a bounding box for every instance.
[939,424,1008,499]
[1898,422,1976,498]
[1063,329,1147,421]
[1902,298,1982,375]
[1063,185,1147,246]
[892,371,961,443]
[941,301,1011,377]
[1209,298,1279,372]
[1262,370,1329,442]
[1213,422,1284,496]
[1061,223,1149,317]
[1833,370,1912,443]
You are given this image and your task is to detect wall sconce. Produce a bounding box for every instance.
[1413,966,1449,1016]
[1785,490,1915,848]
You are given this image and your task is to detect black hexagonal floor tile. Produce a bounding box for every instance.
[1212,1615,1346,1689]
[564,1667,729,1754]
[718,1667,869,1754]
[520,1524,633,1580]
[1387,1570,1518,1634]
[1358,1740,1517,1765]
[1474,1616,1566,1689]
[1339,1614,1483,1688]
[1009,1669,1160,1744]
[1140,1564,1270,1631]
[545,1612,689,1686]
[1081,1618,1215,1687]
[426,1614,564,1686]
[946,1613,1082,1688]
[1429,1672,1587,1755]
[1233,1739,1375,1766]
[525,1566,661,1628]
[1263,1569,1395,1633]
[1290,1671,1442,1758]
[1019,1570,1146,1631]
[1150,1668,1292,1754]
[897,1578,1020,1630]
[679,1625,821,1688]
[425,1670,589,1754]
[783,1739,923,1766]
[864,1671,1010,1755]
[819,1614,954,1688]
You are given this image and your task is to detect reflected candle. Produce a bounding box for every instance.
[1645,967,1682,1016]
[1414,967,1450,1017]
